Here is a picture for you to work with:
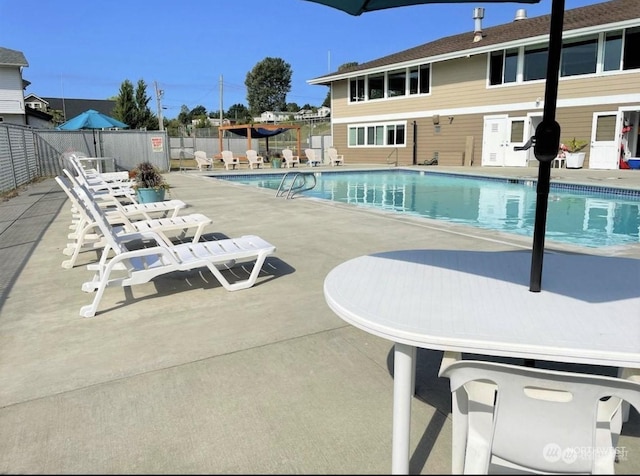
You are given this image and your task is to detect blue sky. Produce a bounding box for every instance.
[2,0,603,119]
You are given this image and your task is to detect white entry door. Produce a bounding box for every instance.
[589,112,620,169]
[482,116,529,167]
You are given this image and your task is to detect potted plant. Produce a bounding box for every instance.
[130,161,170,203]
[270,152,283,169]
[559,138,588,169]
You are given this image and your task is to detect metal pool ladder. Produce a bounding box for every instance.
[275,171,317,199]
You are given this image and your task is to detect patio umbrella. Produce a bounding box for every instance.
[303,0,564,292]
[56,109,129,131]
[57,109,129,156]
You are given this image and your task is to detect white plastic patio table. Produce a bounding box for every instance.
[323,249,640,474]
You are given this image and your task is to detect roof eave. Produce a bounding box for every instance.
[308,17,640,86]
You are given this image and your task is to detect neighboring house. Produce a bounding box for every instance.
[254,107,331,123]
[0,46,29,125]
[308,0,640,170]
[25,105,53,128]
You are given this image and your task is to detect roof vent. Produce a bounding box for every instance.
[514,9,527,21]
[473,7,485,43]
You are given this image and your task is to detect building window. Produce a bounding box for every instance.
[489,49,518,85]
[367,73,385,100]
[409,64,430,95]
[603,31,623,71]
[623,27,640,70]
[523,45,548,81]
[348,122,407,147]
[488,27,640,86]
[561,36,597,77]
[387,69,406,97]
[349,76,365,102]
[387,124,405,145]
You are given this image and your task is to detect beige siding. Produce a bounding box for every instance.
[327,51,640,168]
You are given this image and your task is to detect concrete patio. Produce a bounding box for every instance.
[1,165,639,474]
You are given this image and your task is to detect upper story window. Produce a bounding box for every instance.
[622,27,640,70]
[409,64,430,95]
[368,73,385,100]
[561,36,598,76]
[489,49,518,85]
[349,63,431,103]
[603,31,623,71]
[350,76,365,102]
[523,45,548,81]
[387,69,406,97]
[489,26,640,87]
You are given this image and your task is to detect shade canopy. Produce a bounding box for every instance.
[225,126,291,138]
[56,109,129,131]
[218,123,302,156]
[303,0,563,292]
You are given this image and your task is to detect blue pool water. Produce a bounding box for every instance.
[216,170,640,248]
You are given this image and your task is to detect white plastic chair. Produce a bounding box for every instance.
[281,148,300,168]
[304,148,322,167]
[246,149,264,169]
[439,360,640,474]
[194,150,213,171]
[221,150,240,170]
[327,147,344,166]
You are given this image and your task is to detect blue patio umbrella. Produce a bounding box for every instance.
[302,0,562,293]
[56,109,129,131]
[56,109,129,156]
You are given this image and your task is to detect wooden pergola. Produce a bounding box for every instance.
[218,123,302,157]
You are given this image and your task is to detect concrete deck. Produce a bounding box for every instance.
[1,165,639,474]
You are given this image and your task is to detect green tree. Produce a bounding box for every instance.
[226,103,250,122]
[245,57,292,116]
[190,105,207,117]
[112,80,137,128]
[286,102,299,112]
[134,79,157,130]
[177,105,191,125]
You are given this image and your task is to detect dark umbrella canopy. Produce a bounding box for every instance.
[305,0,540,16]
[303,0,564,292]
[56,109,129,131]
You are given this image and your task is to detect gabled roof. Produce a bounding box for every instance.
[24,93,49,105]
[0,46,28,67]
[310,0,640,84]
[42,97,116,120]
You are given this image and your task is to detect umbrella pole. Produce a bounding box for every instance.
[530,0,565,292]
[92,129,98,157]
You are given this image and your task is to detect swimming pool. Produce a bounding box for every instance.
[215,169,640,248]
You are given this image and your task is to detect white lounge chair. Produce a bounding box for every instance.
[304,149,322,167]
[221,150,240,170]
[66,155,138,203]
[57,175,214,269]
[246,150,264,169]
[70,183,276,317]
[440,360,640,474]
[326,147,344,166]
[282,149,300,168]
[194,150,213,171]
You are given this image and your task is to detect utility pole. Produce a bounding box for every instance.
[219,75,224,127]
[155,81,164,131]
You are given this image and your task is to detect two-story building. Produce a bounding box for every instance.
[0,47,28,125]
[308,0,640,170]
